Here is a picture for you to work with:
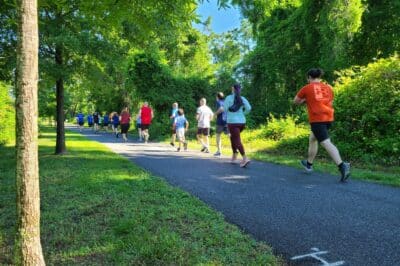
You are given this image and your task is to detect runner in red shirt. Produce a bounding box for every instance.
[140,102,154,143]
[294,68,350,182]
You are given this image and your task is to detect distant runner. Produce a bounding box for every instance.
[87,114,94,129]
[293,68,350,182]
[76,111,85,132]
[173,108,189,152]
[111,112,120,137]
[224,84,251,168]
[136,113,142,141]
[170,102,179,147]
[196,98,213,153]
[214,92,228,156]
[103,112,109,131]
[120,107,131,142]
[93,111,100,133]
[140,102,154,144]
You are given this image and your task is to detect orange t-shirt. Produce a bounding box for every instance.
[296,82,334,123]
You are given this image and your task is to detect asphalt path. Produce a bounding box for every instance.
[73,128,400,266]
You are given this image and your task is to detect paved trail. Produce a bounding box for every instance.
[74,128,400,266]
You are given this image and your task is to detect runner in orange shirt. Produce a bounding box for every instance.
[294,68,350,182]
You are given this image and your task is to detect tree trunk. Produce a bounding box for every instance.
[15,0,45,265]
[55,45,66,154]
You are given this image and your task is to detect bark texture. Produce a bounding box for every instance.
[15,0,45,264]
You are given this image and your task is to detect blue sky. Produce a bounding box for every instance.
[194,1,242,34]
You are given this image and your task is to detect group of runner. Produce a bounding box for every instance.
[76,68,351,181]
[76,103,154,143]
[166,84,252,168]
[75,111,109,133]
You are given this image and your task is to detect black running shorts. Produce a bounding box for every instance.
[121,123,130,134]
[310,122,332,142]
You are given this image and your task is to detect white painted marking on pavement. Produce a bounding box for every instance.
[291,247,345,265]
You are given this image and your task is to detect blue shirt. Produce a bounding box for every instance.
[103,115,109,123]
[112,115,119,125]
[174,115,187,129]
[171,108,178,124]
[216,100,227,126]
[87,115,93,124]
[76,113,84,123]
[136,117,141,124]
[223,94,251,124]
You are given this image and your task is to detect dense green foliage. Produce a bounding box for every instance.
[333,56,400,164]
[1,0,399,164]
[0,82,14,145]
[0,129,277,265]
[127,52,213,135]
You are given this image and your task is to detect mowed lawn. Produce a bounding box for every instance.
[0,128,277,265]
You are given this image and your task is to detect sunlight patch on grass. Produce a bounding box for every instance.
[0,127,278,265]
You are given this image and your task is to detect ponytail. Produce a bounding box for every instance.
[228,84,244,112]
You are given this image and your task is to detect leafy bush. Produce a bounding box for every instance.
[333,56,400,164]
[0,82,15,145]
[261,114,309,141]
[127,52,214,138]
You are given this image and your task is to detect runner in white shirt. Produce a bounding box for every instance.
[196,98,213,153]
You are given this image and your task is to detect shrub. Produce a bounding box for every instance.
[334,56,400,164]
[0,82,15,145]
[261,114,309,141]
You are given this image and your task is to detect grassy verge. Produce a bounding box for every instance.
[0,128,277,265]
[172,128,400,187]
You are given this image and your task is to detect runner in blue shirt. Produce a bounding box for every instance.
[214,92,228,156]
[111,112,120,137]
[76,111,85,132]
[173,108,189,152]
[87,114,94,128]
[170,102,179,147]
[103,113,109,131]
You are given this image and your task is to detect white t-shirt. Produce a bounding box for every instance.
[196,105,213,128]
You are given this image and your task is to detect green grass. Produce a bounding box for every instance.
[0,128,278,265]
[177,127,400,187]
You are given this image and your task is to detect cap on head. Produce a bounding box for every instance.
[217,92,224,100]
[172,102,178,108]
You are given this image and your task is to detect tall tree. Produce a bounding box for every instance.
[15,0,45,264]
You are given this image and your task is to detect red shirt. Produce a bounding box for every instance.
[120,111,131,124]
[141,106,152,125]
[296,82,334,123]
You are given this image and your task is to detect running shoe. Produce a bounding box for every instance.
[170,142,175,147]
[214,151,221,156]
[300,160,313,172]
[204,148,210,153]
[177,147,181,152]
[183,142,188,151]
[339,162,351,182]
[240,159,251,168]
[201,147,206,152]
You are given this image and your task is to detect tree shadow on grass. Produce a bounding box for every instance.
[1,140,275,265]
